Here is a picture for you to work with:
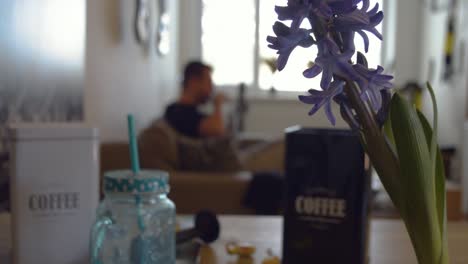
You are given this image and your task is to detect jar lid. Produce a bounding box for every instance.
[104,170,169,194]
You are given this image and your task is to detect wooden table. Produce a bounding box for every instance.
[198,216,468,264]
[2,214,468,263]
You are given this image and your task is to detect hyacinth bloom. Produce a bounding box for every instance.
[268,1,449,263]
[267,0,389,125]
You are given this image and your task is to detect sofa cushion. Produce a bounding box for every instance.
[100,143,131,175]
[177,136,243,172]
[139,119,243,172]
[139,119,179,171]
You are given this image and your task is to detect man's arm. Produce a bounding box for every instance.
[199,94,226,137]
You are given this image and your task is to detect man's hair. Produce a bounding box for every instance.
[182,61,212,89]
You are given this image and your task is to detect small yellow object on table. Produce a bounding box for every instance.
[262,249,280,264]
[226,241,256,258]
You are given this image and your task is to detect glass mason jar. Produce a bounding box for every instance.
[90,170,176,263]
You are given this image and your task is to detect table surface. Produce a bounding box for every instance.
[2,213,468,264]
[197,216,468,264]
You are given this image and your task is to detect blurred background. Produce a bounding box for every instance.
[0,0,467,217]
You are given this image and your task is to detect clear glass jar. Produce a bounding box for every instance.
[90,170,176,263]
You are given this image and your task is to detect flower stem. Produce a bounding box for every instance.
[344,81,403,214]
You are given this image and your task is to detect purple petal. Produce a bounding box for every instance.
[341,31,356,52]
[324,102,336,125]
[368,27,383,40]
[336,61,358,80]
[370,11,384,26]
[348,10,370,24]
[362,0,370,11]
[303,64,322,78]
[320,66,333,89]
[368,89,382,111]
[307,89,325,96]
[298,36,315,48]
[298,94,322,104]
[275,6,296,20]
[330,80,345,92]
[308,104,322,116]
[328,0,360,14]
[324,37,341,54]
[368,3,380,16]
[272,22,290,36]
[357,30,370,52]
[277,51,292,71]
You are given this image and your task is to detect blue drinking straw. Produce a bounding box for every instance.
[127,115,140,174]
[128,115,147,263]
[127,115,145,231]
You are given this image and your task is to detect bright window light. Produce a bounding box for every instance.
[203,0,383,92]
[202,0,256,85]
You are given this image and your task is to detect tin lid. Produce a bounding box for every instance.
[7,123,99,140]
[104,170,169,194]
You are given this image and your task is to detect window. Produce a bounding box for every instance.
[201,0,256,85]
[202,0,383,92]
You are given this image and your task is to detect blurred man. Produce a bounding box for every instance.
[164,61,226,138]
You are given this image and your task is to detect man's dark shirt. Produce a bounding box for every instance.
[164,103,206,138]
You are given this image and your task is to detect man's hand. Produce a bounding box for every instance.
[199,93,228,137]
[214,93,228,107]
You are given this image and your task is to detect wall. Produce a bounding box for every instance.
[177,0,202,74]
[393,0,424,87]
[85,0,179,142]
[0,0,85,124]
[243,97,346,136]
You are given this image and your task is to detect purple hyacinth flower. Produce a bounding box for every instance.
[275,4,310,30]
[312,37,356,89]
[327,0,362,14]
[267,0,394,127]
[375,89,391,127]
[267,22,315,71]
[340,31,356,53]
[334,93,360,130]
[353,64,393,111]
[275,0,332,30]
[333,0,383,52]
[299,80,345,125]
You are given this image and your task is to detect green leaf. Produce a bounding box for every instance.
[417,110,448,264]
[435,150,449,264]
[426,82,439,176]
[390,93,441,264]
[383,109,398,162]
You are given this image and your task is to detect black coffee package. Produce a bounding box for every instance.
[283,127,370,264]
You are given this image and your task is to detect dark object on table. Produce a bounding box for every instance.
[0,176,8,212]
[283,128,369,264]
[176,210,220,245]
[243,172,284,215]
[0,152,9,212]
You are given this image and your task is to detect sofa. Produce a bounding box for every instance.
[100,119,285,215]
